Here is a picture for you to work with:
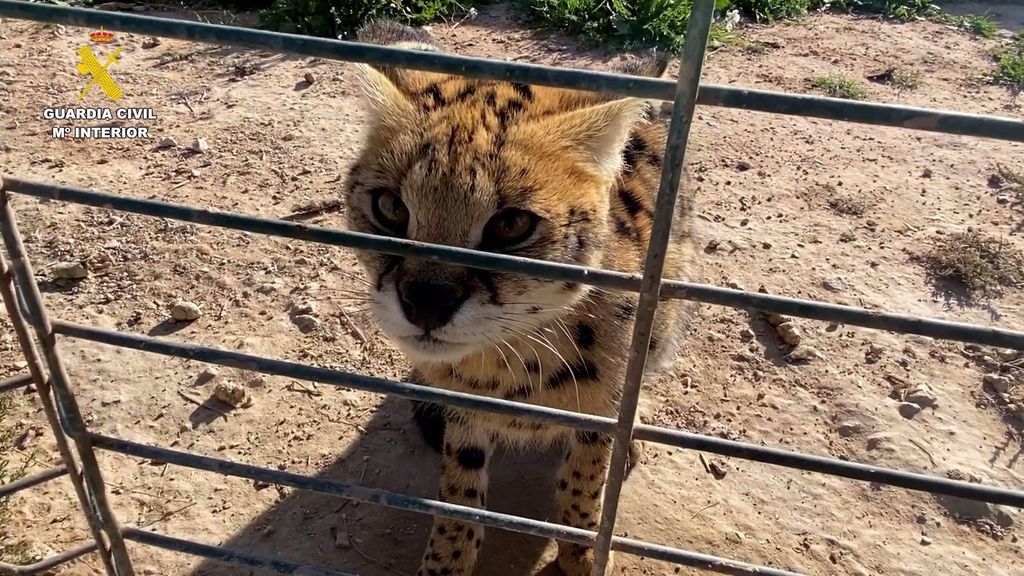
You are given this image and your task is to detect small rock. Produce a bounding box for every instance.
[764,312,787,327]
[196,367,219,385]
[708,459,728,479]
[53,261,88,280]
[761,241,772,249]
[785,345,822,363]
[837,420,865,437]
[865,343,884,364]
[731,351,756,363]
[920,536,932,546]
[776,322,802,346]
[921,168,933,178]
[190,168,201,178]
[996,194,1010,205]
[905,385,938,409]
[142,37,161,49]
[736,160,752,171]
[789,251,800,259]
[866,432,889,451]
[213,380,252,408]
[290,299,316,316]
[171,301,202,322]
[996,349,1022,363]
[983,374,1012,395]
[191,138,209,153]
[156,137,177,149]
[304,71,316,84]
[256,282,280,294]
[739,328,755,341]
[822,277,849,292]
[898,402,922,419]
[916,513,928,524]
[706,239,720,252]
[292,314,320,333]
[726,280,743,290]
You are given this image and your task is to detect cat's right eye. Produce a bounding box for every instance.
[370,189,409,235]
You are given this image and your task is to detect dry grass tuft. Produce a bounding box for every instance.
[919,230,1024,298]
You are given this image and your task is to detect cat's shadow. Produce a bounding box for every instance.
[187,394,566,576]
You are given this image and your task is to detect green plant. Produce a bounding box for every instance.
[809,74,868,99]
[827,0,936,19]
[258,0,480,38]
[991,34,1024,102]
[960,13,998,39]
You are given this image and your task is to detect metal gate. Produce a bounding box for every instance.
[1,1,1023,575]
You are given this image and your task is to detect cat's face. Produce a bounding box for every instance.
[345,66,644,363]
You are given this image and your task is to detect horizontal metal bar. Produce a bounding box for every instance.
[122,528,356,576]
[99,435,802,576]
[0,373,33,394]
[632,425,1024,508]
[0,466,68,499]
[56,320,1024,509]
[0,542,97,576]
[5,179,1023,350]
[611,537,802,576]
[96,433,597,546]
[0,1,1021,142]
[52,319,614,434]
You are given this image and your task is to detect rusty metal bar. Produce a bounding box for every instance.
[0,466,67,499]
[0,373,33,394]
[0,543,98,576]
[591,1,715,573]
[0,191,135,576]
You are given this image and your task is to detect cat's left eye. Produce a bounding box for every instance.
[483,208,539,249]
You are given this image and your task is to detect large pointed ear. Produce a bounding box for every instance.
[353,63,419,137]
[524,98,649,178]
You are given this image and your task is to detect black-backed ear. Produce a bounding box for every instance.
[355,19,444,95]
[521,98,649,179]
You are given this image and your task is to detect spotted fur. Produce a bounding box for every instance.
[345,19,698,576]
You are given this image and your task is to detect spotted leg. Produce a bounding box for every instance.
[417,411,494,576]
[555,430,618,576]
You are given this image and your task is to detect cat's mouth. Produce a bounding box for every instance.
[397,333,476,363]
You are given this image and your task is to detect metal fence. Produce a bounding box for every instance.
[0,0,1022,575]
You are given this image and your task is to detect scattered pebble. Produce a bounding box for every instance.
[190,168,201,178]
[996,349,1022,363]
[865,343,884,364]
[822,276,850,292]
[196,367,219,385]
[191,138,209,153]
[866,432,889,451]
[156,137,177,149]
[837,420,865,437]
[739,328,755,341]
[785,345,822,363]
[898,402,923,419]
[52,261,88,280]
[726,280,743,290]
[921,168,933,178]
[142,37,161,49]
[171,300,202,322]
[292,314,320,333]
[709,459,729,479]
[920,535,932,546]
[996,194,1010,205]
[775,322,803,346]
[213,380,252,408]
[904,385,938,409]
[983,374,1012,395]
[304,71,316,84]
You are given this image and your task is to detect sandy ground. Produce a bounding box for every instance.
[1,4,1023,576]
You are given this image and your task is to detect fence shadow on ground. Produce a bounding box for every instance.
[187,395,567,576]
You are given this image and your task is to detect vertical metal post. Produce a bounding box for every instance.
[590,1,716,574]
[0,186,136,576]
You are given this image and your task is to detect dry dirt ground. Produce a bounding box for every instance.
[1,4,1024,576]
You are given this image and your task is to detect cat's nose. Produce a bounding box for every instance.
[398,280,468,332]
